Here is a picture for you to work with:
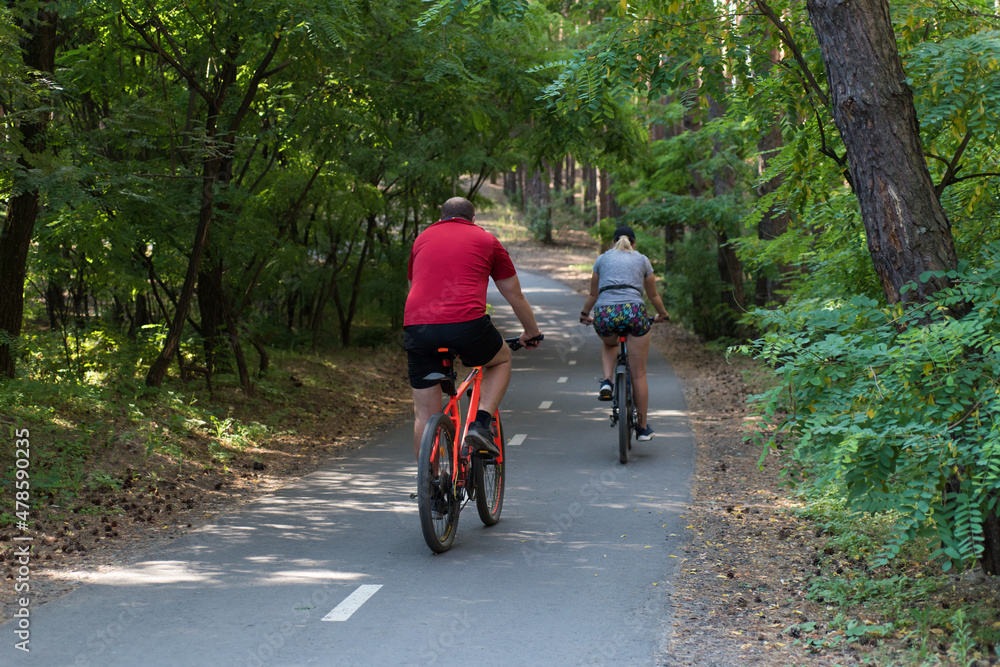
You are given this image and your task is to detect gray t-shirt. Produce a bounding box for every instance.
[593,249,654,307]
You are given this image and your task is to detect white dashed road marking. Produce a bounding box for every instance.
[322,585,383,622]
[538,401,553,410]
[568,360,577,365]
[557,377,568,383]
[508,434,527,446]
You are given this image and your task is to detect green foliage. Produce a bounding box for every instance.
[661,228,728,339]
[738,244,1000,572]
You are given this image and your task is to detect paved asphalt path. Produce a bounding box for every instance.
[3,270,694,667]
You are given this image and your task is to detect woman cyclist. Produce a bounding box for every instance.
[579,225,669,441]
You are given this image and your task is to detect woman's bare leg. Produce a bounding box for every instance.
[627,332,651,427]
[599,334,618,381]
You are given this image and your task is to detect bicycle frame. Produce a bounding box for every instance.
[611,334,632,426]
[434,353,500,499]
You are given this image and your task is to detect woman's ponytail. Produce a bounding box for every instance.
[612,235,634,252]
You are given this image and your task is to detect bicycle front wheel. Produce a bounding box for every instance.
[417,413,459,553]
[474,411,506,526]
[617,371,631,464]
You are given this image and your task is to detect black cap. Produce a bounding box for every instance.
[613,225,636,243]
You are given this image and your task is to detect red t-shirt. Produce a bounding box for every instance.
[404,218,517,326]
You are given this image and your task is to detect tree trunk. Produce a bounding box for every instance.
[0,7,58,378]
[598,168,609,222]
[130,292,151,340]
[518,165,527,211]
[754,41,791,308]
[564,155,576,207]
[46,280,66,331]
[503,169,517,197]
[806,0,958,304]
[332,216,376,347]
[145,155,221,386]
[607,176,622,219]
[807,0,998,571]
[133,19,283,387]
[221,289,254,396]
[525,165,552,244]
[583,163,597,224]
[717,230,746,334]
[198,258,225,374]
[754,120,790,307]
[982,505,1000,576]
[708,94,746,337]
[656,94,686,271]
[250,335,270,377]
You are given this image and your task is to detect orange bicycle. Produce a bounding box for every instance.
[416,335,541,553]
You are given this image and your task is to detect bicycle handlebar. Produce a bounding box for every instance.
[505,334,544,351]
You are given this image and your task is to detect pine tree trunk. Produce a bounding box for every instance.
[754,122,790,306]
[708,94,746,337]
[525,166,553,244]
[583,164,597,225]
[564,155,576,207]
[598,168,608,222]
[754,40,790,307]
[806,0,958,304]
[517,165,526,210]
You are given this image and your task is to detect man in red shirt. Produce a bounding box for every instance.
[404,196,542,460]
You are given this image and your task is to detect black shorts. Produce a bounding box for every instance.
[403,316,504,389]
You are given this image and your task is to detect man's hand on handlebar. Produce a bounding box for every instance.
[653,313,670,324]
[507,332,543,350]
[517,331,544,350]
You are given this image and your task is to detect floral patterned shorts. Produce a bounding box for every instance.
[593,302,651,337]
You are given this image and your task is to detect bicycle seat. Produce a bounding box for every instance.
[424,349,458,395]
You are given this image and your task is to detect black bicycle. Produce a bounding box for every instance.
[609,326,640,464]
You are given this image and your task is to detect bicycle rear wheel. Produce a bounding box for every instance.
[617,371,631,464]
[474,411,505,526]
[417,413,459,553]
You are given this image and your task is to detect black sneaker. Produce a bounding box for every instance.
[636,425,654,441]
[466,421,500,457]
[598,379,613,401]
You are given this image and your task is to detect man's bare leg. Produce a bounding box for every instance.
[476,342,512,417]
[412,386,443,460]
